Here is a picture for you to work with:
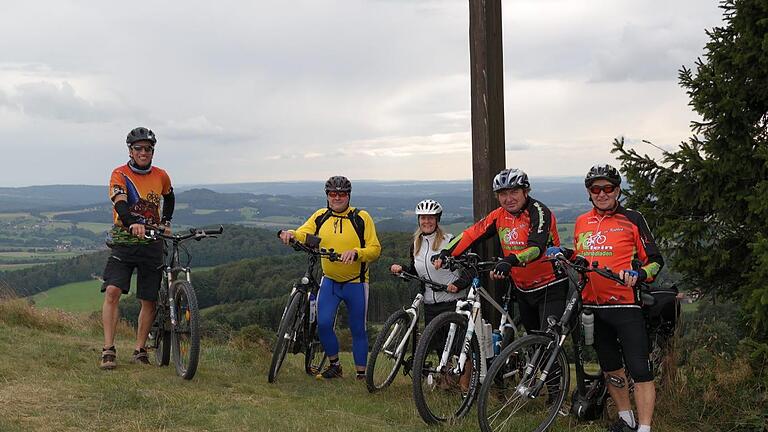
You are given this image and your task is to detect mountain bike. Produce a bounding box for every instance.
[365,271,449,393]
[146,225,223,380]
[476,254,679,432]
[267,235,339,383]
[412,253,524,424]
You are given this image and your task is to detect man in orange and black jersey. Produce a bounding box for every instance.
[99,127,175,371]
[433,168,567,334]
[548,164,663,432]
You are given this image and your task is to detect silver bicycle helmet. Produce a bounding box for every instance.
[492,168,530,192]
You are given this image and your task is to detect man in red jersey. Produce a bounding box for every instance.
[434,168,567,334]
[100,127,175,370]
[548,164,663,432]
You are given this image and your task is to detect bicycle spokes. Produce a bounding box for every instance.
[482,336,568,432]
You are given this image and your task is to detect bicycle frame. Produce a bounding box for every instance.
[279,251,321,350]
[382,292,424,362]
[436,255,521,383]
[162,239,191,327]
[382,272,449,373]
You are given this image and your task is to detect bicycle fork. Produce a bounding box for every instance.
[517,335,565,399]
[384,295,422,358]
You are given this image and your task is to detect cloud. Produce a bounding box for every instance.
[0,0,726,186]
[0,79,145,124]
[162,116,254,143]
[505,141,530,151]
[342,132,471,157]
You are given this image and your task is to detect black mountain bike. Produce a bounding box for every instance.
[476,254,679,432]
[146,225,223,380]
[267,235,339,383]
[365,271,449,393]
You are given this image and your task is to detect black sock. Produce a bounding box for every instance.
[103,345,115,352]
[330,358,340,367]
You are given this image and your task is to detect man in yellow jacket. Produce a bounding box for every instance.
[279,176,381,380]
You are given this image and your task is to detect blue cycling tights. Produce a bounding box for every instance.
[317,277,369,367]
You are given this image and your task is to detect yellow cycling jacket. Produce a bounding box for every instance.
[290,206,381,283]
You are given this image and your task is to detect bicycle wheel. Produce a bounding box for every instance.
[150,306,171,367]
[304,320,327,375]
[412,312,481,424]
[366,308,413,393]
[477,334,569,432]
[170,280,201,380]
[268,291,304,383]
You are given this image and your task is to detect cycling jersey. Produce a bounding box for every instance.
[291,206,381,283]
[107,163,172,246]
[444,198,563,290]
[573,205,664,307]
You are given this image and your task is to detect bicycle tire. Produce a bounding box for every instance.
[304,318,327,375]
[151,306,171,367]
[412,311,481,424]
[366,308,412,393]
[477,334,569,432]
[268,291,304,383]
[170,280,201,380]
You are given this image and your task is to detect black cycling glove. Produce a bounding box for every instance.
[431,250,451,267]
[492,254,519,277]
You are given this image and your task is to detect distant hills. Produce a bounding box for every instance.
[0,178,589,216]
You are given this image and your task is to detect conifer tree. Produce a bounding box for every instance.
[613,0,768,334]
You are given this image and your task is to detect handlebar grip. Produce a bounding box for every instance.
[201,225,224,235]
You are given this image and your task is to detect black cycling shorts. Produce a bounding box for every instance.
[590,306,653,383]
[101,243,164,302]
[516,279,568,332]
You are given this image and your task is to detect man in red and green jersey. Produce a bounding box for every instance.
[548,164,663,432]
[100,127,175,370]
[434,168,567,333]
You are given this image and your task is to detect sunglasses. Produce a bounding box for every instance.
[130,144,154,153]
[327,191,349,198]
[589,184,617,195]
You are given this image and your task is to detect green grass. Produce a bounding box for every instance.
[193,209,219,215]
[45,221,112,233]
[0,299,695,432]
[441,222,471,236]
[680,301,699,313]
[0,262,53,271]
[32,279,135,313]
[0,212,32,221]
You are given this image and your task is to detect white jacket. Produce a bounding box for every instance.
[406,232,467,304]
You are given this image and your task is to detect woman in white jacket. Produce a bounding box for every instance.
[390,199,470,325]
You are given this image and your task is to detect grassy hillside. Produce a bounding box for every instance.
[0,297,704,432]
[31,279,136,313]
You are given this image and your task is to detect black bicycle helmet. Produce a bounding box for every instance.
[584,164,621,187]
[126,127,157,145]
[492,168,530,192]
[324,176,352,193]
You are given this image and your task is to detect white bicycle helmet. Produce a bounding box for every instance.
[415,199,443,220]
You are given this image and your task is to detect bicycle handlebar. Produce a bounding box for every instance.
[289,238,340,262]
[393,272,449,292]
[438,253,499,273]
[145,224,224,242]
[549,254,654,305]
[549,253,645,287]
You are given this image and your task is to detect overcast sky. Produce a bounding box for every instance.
[0,0,724,187]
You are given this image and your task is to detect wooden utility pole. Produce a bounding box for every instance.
[469,0,506,318]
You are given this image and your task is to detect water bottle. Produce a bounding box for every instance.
[582,309,594,346]
[309,292,317,324]
[492,329,502,356]
[482,321,494,359]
